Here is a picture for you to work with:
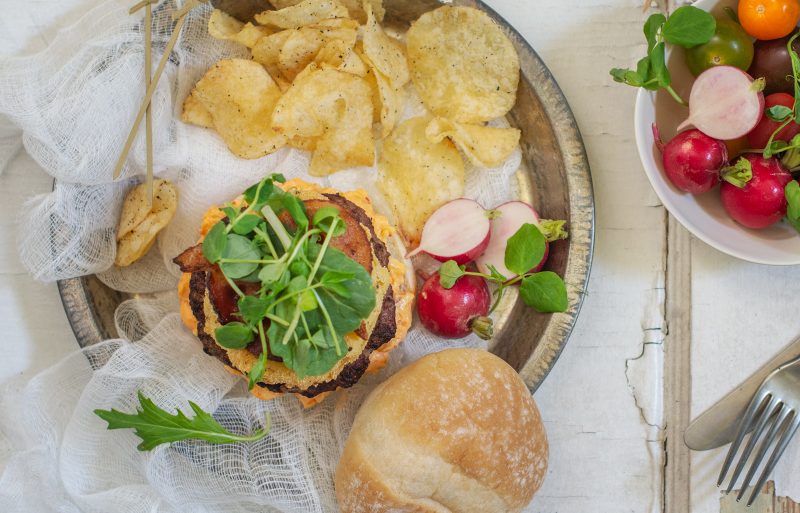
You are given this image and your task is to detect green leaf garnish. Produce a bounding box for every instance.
[785,181,800,234]
[232,214,262,235]
[519,272,569,313]
[312,206,346,236]
[662,6,716,48]
[94,391,271,451]
[220,234,261,279]
[504,223,546,276]
[438,260,465,289]
[214,322,254,349]
[767,105,794,123]
[720,157,753,189]
[202,222,227,264]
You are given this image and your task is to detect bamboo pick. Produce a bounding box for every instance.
[129,0,150,14]
[145,0,153,207]
[113,0,207,180]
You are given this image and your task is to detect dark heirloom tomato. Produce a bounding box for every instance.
[748,32,800,95]
[686,19,755,77]
[748,93,800,149]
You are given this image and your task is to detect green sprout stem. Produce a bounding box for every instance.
[262,206,293,250]
[313,288,342,356]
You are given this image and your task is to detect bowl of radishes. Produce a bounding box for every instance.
[626,0,800,264]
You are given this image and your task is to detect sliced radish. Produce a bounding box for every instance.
[677,66,765,141]
[476,201,543,279]
[407,198,491,265]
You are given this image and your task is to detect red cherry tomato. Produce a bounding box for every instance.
[747,93,800,149]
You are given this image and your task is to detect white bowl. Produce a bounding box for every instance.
[634,0,800,265]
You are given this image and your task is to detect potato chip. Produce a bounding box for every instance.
[255,0,349,29]
[193,59,287,159]
[425,117,520,168]
[278,29,325,81]
[269,0,384,23]
[378,116,465,245]
[181,90,214,128]
[288,135,317,151]
[314,39,366,76]
[208,9,272,48]
[362,3,408,88]
[116,179,178,267]
[407,6,520,123]
[252,30,293,81]
[272,68,374,175]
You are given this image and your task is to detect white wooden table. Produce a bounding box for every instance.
[2,1,800,512]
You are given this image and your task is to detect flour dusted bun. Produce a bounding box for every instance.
[335,348,548,513]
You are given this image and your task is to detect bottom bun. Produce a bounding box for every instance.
[335,348,548,513]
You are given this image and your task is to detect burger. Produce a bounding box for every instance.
[174,175,413,407]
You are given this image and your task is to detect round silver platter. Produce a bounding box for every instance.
[57,0,595,392]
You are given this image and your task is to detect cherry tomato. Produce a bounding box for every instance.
[686,19,755,76]
[749,31,800,94]
[739,0,800,41]
[747,93,800,149]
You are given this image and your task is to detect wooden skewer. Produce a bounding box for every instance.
[145,0,154,207]
[129,0,150,14]
[113,0,207,180]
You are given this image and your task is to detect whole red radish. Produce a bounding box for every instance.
[408,198,491,265]
[720,155,792,229]
[747,93,800,149]
[677,66,765,141]
[417,273,493,340]
[655,126,728,194]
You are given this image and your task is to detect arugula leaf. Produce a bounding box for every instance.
[220,234,261,279]
[767,105,794,123]
[519,272,569,313]
[438,260,466,289]
[214,322,254,349]
[785,181,800,234]
[504,224,546,276]
[202,222,227,264]
[662,6,716,48]
[94,391,270,451]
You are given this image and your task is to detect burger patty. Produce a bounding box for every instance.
[176,192,398,397]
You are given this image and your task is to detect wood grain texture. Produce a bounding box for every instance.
[721,482,800,513]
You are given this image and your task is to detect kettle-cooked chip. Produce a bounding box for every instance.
[269,0,384,23]
[252,30,293,81]
[407,6,520,123]
[378,116,465,245]
[256,0,349,29]
[315,39,367,76]
[360,52,401,137]
[193,59,287,159]
[181,90,214,128]
[425,117,520,168]
[362,3,408,88]
[272,68,374,175]
[116,179,178,267]
[208,9,272,48]
[278,29,325,81]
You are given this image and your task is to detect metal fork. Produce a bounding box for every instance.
[718,355,800,506]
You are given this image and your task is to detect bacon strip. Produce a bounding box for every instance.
[173,244,212,272]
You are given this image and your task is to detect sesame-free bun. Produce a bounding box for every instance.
[335,348,548,513]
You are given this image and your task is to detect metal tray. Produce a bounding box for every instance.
[57,0,595,392]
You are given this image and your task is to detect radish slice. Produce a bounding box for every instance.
[677,66,765,141]
[407,198,491,265]
[476,201,541,279]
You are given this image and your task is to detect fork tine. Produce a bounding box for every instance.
[723,397,780,493]
[745,411,800,507]
[718,392,772,487]
[736,405,791,502]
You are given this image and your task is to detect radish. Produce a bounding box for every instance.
[654,125,728,194]
[720,155,792,229]
[407,198,491,265]
[476,201,554,279]
[417,272,493,340]
[677,66,765,141]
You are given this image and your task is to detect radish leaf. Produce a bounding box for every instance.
[504,223,545,276]
[520,272,568,313]
[439,260,465,289]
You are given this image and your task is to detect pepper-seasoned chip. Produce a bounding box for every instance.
[315,38,367,76]
[362,3,408,88]
[378,116,465,245]
[193,59,287,159]
[252,30,293,82]
[269,0,384,23]
[272,68,374,175]
[116,179,178,267]
[425,117,520,168]
[360,50,401,137]
[181,90,214,128]
[208,9,272,48]
[407,6,520,123]
[256,0,349,29]
[277,22,358,81]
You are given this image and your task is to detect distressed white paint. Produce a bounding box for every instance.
[0,1,676,512]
